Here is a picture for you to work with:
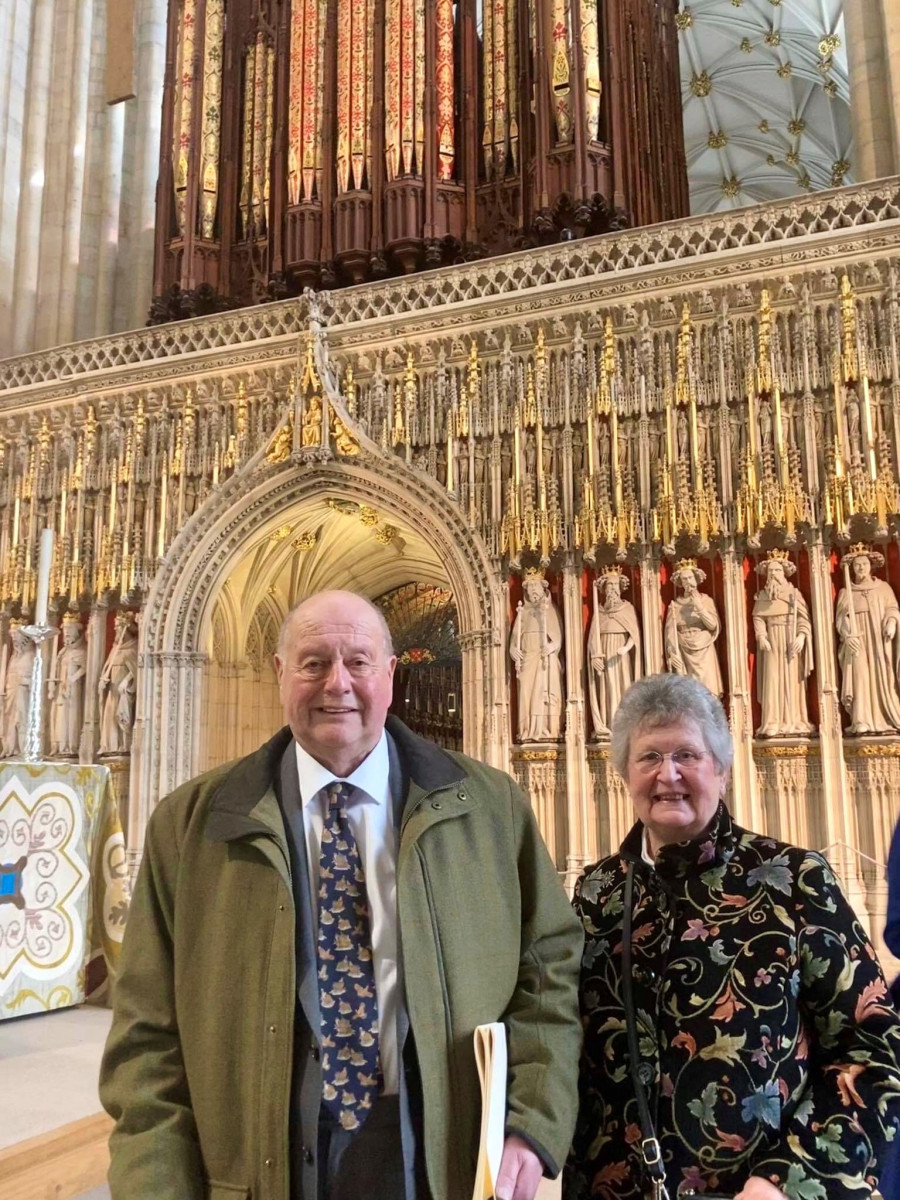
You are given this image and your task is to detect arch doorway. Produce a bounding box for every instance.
[202,495,463,771]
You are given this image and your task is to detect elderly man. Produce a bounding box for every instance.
[100,589,582,1200]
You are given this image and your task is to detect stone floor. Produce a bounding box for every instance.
[0,1002,112,1150]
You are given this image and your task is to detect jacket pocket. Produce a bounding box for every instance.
[205,1183,250,1200]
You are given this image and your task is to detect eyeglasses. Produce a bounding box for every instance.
[632,749,710,774]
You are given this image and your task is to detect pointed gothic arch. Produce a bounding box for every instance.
[128,450,507,857]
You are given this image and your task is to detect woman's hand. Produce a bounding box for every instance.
[735,1177,788,1200]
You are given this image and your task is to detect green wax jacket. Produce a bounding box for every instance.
[100,718,583,1200]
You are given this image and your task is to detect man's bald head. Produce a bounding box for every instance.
[277,590,394,657]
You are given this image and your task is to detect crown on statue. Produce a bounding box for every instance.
[756,548,796,576]
[522,567,545,581]
[61,611,81,626]
[673,557,706,584]
[842,542,885,569]
[599,565,629,591]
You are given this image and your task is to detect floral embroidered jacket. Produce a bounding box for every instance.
[564,806,900,1200]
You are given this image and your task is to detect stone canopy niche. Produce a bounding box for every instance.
[152,0,688,311]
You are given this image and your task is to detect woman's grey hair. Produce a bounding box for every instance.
[610,673,734,775]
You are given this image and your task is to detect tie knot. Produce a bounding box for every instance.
[326,781,351,809]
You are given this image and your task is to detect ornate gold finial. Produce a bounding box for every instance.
[842,542,885,568]
[690,71,712,97]
[840,273,859,382]
[675,303,693,406]
[756,548,796,576]
[236,380,249,438]
[707,130,728,149]
[675,7,693,30]
[757,289,773,392]
[345,365,356,418]
[603,316,615,376]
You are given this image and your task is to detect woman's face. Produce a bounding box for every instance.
[626,716,727,852]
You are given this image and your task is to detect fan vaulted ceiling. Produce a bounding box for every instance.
[679,0,851,213]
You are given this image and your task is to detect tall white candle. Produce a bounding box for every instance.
[34,527,54,626]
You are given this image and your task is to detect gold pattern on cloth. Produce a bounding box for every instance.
[199,0,225,239]
[172,0,198,233]
[288,0,326,203]
[0,763,126,1020]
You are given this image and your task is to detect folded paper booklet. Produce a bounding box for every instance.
[472,1022,507,1200]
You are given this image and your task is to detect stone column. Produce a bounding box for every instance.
[0,0,37,359]
[80,601,109,762]
[721,544,763,831]
[805,538,871,930]
[883,0,900,176]
[115,0,167,331]
[639,556,663,674]
[10,0,52,357]
[844,0,898,180]
[561,554,592,888]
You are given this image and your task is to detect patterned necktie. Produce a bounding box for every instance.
[317,782,382,1131]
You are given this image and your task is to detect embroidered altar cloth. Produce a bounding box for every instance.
[0,762,127,1019]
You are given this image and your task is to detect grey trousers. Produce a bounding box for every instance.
[317,1096,406,1200]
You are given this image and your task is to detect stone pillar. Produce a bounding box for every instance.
[115,0,167,332]
[639,556,663,674]
[883,0,900,174]
[805,538,870,930]
[721,544,763,831]
[0,0,36,359]
[844,0,899,180]
[561,554,592,888]
[80,602,109,762]
[10,0,52,357]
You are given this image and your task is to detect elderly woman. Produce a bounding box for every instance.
[565,674,900,1200]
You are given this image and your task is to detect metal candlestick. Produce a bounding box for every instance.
[22,623,58,764]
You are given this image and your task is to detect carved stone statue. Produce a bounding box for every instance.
[1,624,34,758]
[752,553,814,738]
[835,544,900,734]
[665,559,723,697]
[588,568,642,737]
[301,395,323,447]
[509,573,564,742]
[99,612,138,755]
[49,615,87,757]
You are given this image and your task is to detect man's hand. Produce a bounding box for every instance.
[494,1135,544,1200]
[735,1177,788,1200]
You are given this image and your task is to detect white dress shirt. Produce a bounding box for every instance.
[294,731,399,1094]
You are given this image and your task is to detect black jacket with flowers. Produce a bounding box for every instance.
[564,806,900,1200]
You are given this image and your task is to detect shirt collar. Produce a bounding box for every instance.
[641,827,656,869]
[294,730,391,811]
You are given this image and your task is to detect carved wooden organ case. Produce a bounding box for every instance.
[154,0,688,306]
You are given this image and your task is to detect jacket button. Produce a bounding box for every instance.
[431,801,442,809]
[278,904,285,912]
[264,1157,274,1167]
[457,791,466,800]
[302,1146,314,1165]
[268,1024,276,1033]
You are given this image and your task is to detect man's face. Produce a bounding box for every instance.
[677,571,697,596]
[603,576,622,604]
[63,624,80,646]
[853,556,871,583]
[275,593,396,776]
[765,563,786,597]
[524,580,543,605]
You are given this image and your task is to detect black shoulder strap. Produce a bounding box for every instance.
[622,862,669,1200]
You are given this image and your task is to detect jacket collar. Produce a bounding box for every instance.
[620,801,739,880]
[205,716,465,843]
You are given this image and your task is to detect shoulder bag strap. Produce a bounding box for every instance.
[622,861,670,1200]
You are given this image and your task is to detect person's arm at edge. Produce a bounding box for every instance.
[99,793,204,1200]
[749,851,900,1198]
[501,773,584,1179]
